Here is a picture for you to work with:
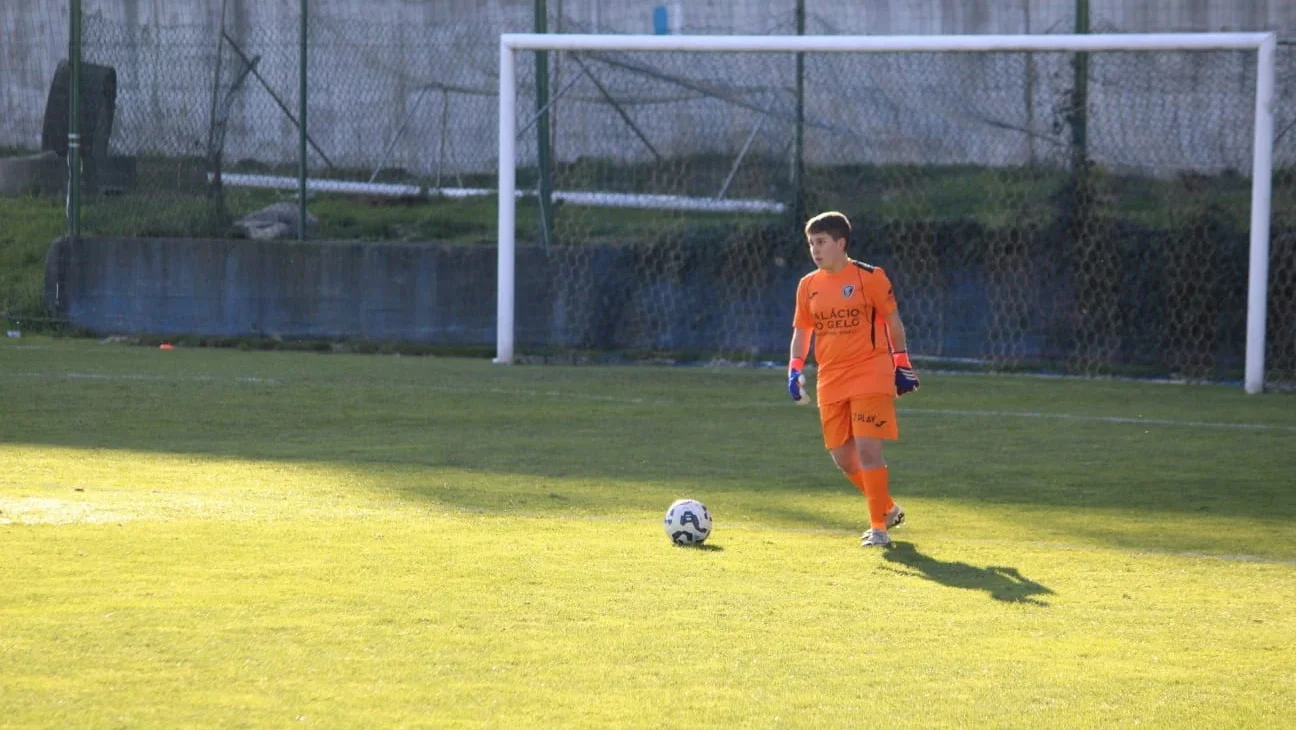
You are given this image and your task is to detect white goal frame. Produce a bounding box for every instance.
[495,32,1278,393]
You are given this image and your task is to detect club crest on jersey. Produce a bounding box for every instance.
[842,285,855,298]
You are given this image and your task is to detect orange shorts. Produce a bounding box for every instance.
[819,394,899,449]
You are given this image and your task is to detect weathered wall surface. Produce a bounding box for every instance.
[5,2,1293,174]
[43,234,803,352]
[44,236,512,343]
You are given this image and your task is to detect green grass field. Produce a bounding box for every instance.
[1,338,1294,728]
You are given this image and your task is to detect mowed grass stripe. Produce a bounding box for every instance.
[4,368,1295,431]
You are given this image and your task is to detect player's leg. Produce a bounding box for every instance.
[822,397,901,546]
[821,399,856,465]
[838,437,897,544]
[852,436,902,527]
[853,437,892,545]
[854,436,903,528]
[854,435,885,469]
[832,435,877,498]
[827,424,896,542]
[849,396,902,546]
[821,400,869,503]
[831,437,896,545]
[828,438,861,473]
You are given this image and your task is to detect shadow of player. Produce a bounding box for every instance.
[880,541,1054,606]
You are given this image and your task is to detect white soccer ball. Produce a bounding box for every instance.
[664,498,712,546]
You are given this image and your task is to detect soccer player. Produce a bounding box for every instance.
[787,211,920,548]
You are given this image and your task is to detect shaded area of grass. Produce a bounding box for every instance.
[0,195,64,323]
[1,338,1293,558]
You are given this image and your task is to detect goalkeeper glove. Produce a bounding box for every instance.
[893,350,920,396]
[788,357,809,404]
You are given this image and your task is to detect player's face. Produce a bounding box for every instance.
[807,232,847,270]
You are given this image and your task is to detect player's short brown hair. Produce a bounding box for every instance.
[804,211,852,247]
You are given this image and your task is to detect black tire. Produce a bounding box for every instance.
[40,60,117,161]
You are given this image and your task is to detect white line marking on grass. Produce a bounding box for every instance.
[896,408,1296,433]
[6,372,1293,433]
[3,372,281,385]
[417,385,1296,431]
[417,383,674,405]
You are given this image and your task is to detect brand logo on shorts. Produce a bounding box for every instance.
[842,285,855,298]
[852,413,889,428]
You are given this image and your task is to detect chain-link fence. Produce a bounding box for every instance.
[0,3,67,322]
[0,4,66,157]
[66,9,514,240]
[506,45,1296,382]
[4,1,1295,384]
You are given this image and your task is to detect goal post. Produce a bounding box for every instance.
[1246,34,1278,395]
[496,32,1279,393]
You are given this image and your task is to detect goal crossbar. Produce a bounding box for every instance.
[501,32,1274,54]
[496,32,1278,392]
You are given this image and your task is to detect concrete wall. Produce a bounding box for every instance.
[45,236,507,343]
[45,224,1287,371]
[43,235,811,353]
[4,2,1293,176]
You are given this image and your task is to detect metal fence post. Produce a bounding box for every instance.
[793,0,806,224]
[535,0,554,248]
[1071,0,1089,168]
[67,0,82,238]
[299,0,309,240]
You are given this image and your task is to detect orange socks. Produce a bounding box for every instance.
[847,467,893,531]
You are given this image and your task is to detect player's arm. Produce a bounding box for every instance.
[788,327,812,402]
[885,309,908,352]
[885,309,920,396]
[789,278,814,403]
[790,327,811,364]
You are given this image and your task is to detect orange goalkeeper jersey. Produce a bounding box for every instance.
[793,260,898,404]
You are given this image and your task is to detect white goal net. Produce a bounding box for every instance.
[496,33,1289,392]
